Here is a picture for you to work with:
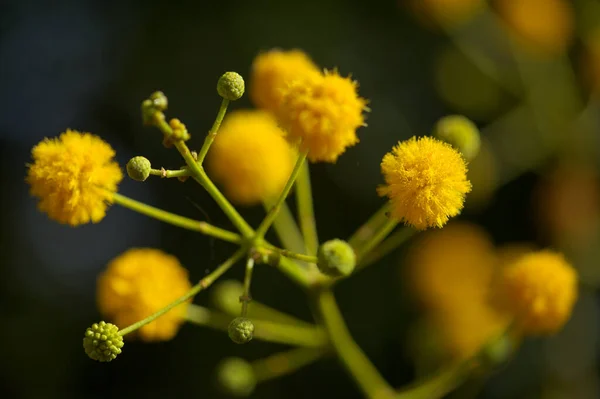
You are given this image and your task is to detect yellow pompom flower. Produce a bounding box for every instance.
[97,248,192,342]
[378,136,472,230]
[277,70,367,163]
[498,250,578,335]
[207,110,296,206]
[495,0,574,55]
[26,129,123,226]
[250,49,321,112]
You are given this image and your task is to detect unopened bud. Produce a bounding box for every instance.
[126,156,152,181]
[317,239,356,277]
[228,317,254,344]
[217,72,245,101]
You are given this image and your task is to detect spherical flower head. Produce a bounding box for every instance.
[495,0,573,56]
[378,136,472,230]
[497,250,578,335]
[433,115,481,161]
[217,72,245,101]
[277,70,368,163]
[228,317,254,344]
[250,49,320,112]
[317,239,356,277]
[97,248,192,342]
[83,321,124,362]
[207,110,296,206]
[26,129,123,226]
[216,357,256,397]
[126,156,151,181]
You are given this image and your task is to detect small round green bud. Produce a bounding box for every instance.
[228,317,254,344]
[317,239,356,277]
[216,357,256,397]
[126,156,152,182]
[211,280,244,314]
[83,321,124,362]
[149,91,168,111]
[433,115,481,161]
[217,72,245,101]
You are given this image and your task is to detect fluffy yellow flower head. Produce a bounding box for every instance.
[277,70,367,163]
[207,110,296,206]
[97,248,192,342]
[250,49,320,112]
[378,136,472,230]
[498,250,578,335]
[26,129,123,226]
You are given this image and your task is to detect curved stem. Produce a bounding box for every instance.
[111,192,242,243]
[358,227,415,269]
[197,98,229,165]
[348,203,391,249]
[253,347,325,382]
[316,289,395,399]
[395,361,471,399]
[354,218,398,263]
[296,162,319,255]
[255,151,308,239]
[119,248,245,337]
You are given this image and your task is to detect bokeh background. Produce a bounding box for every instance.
[2,0,600,398]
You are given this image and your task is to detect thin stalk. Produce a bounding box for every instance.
[296,161,319,255]
[241,257,255,316]
[148,167,190,178]
[354,218,399,263]
[197,98,229,164]
[348,203,392,249]
[262,200,306,254]
[358,227,415,269]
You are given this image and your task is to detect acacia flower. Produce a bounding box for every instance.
[497,250,578,335]
[378,136,471,230]
[277,70,367,163]
[97,248,192,342]
[26,129,123,226]
[207,110,296,206]
[250,49,320,112]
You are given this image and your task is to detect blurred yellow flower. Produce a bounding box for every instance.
[97,248,192,342]
[26,129,123,226]
[207,110,296,206]
[250,49,320,113]
[497,250,578,335]
[378,136,471,230]
[277,70,367,163]
[406,222,509,359]
[495,0,574,55]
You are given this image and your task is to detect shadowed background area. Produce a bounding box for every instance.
[1,0,600,398]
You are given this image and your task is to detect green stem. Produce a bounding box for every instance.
[119,248,245,337]
[148,167,190,178]
[255,151,308,239]
[348,203,392,249]
[263,244,318,264]
[186,304,327,347]
[262,200,306,255]
[253,347,325,382]
[358,227,415,269]
[296,161,319,255]
[273,253,313,288]
[197,98,229,165]
[354,218,398,263]
[241,257,255,316]
[111,192,241,243]
[316,289,395,399]
[394,361,471,399]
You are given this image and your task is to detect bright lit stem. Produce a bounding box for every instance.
[111,192,241,244]
[197,98,229,164]
[262,200,306,254]
[148,167,190,178]
[186,304,327,347]
[252,347,325,383]
[316,289,396,399]
[357,227,415,269]
[354,218,398,264]
[395,361,472,399]
[348,202,392,249]
[240,257,255,317]
[119,248,245,337]
[296,161,319,255]
[255,151,308,240]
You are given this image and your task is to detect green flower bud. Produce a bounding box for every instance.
[149,91,168,111]
[216,357,256,397]
[126,156,152,181]
[317,239,356,277]
[83,321,124,362]
[217,72,245,101]
[211,280,244,314]
[433,115,481,160]
[228,317,254,344]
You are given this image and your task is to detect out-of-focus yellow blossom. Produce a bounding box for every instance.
[497,250,578,335]
[583,29,600,94]
[407,0,483,28]
[26,129,123,226]
[378,136,471,230]
[277,70,367,163]
[97,248,192,342]
[406,223,509,359]
[495,0,574,56]
[250,49,320,113]
[207,110,296,206]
